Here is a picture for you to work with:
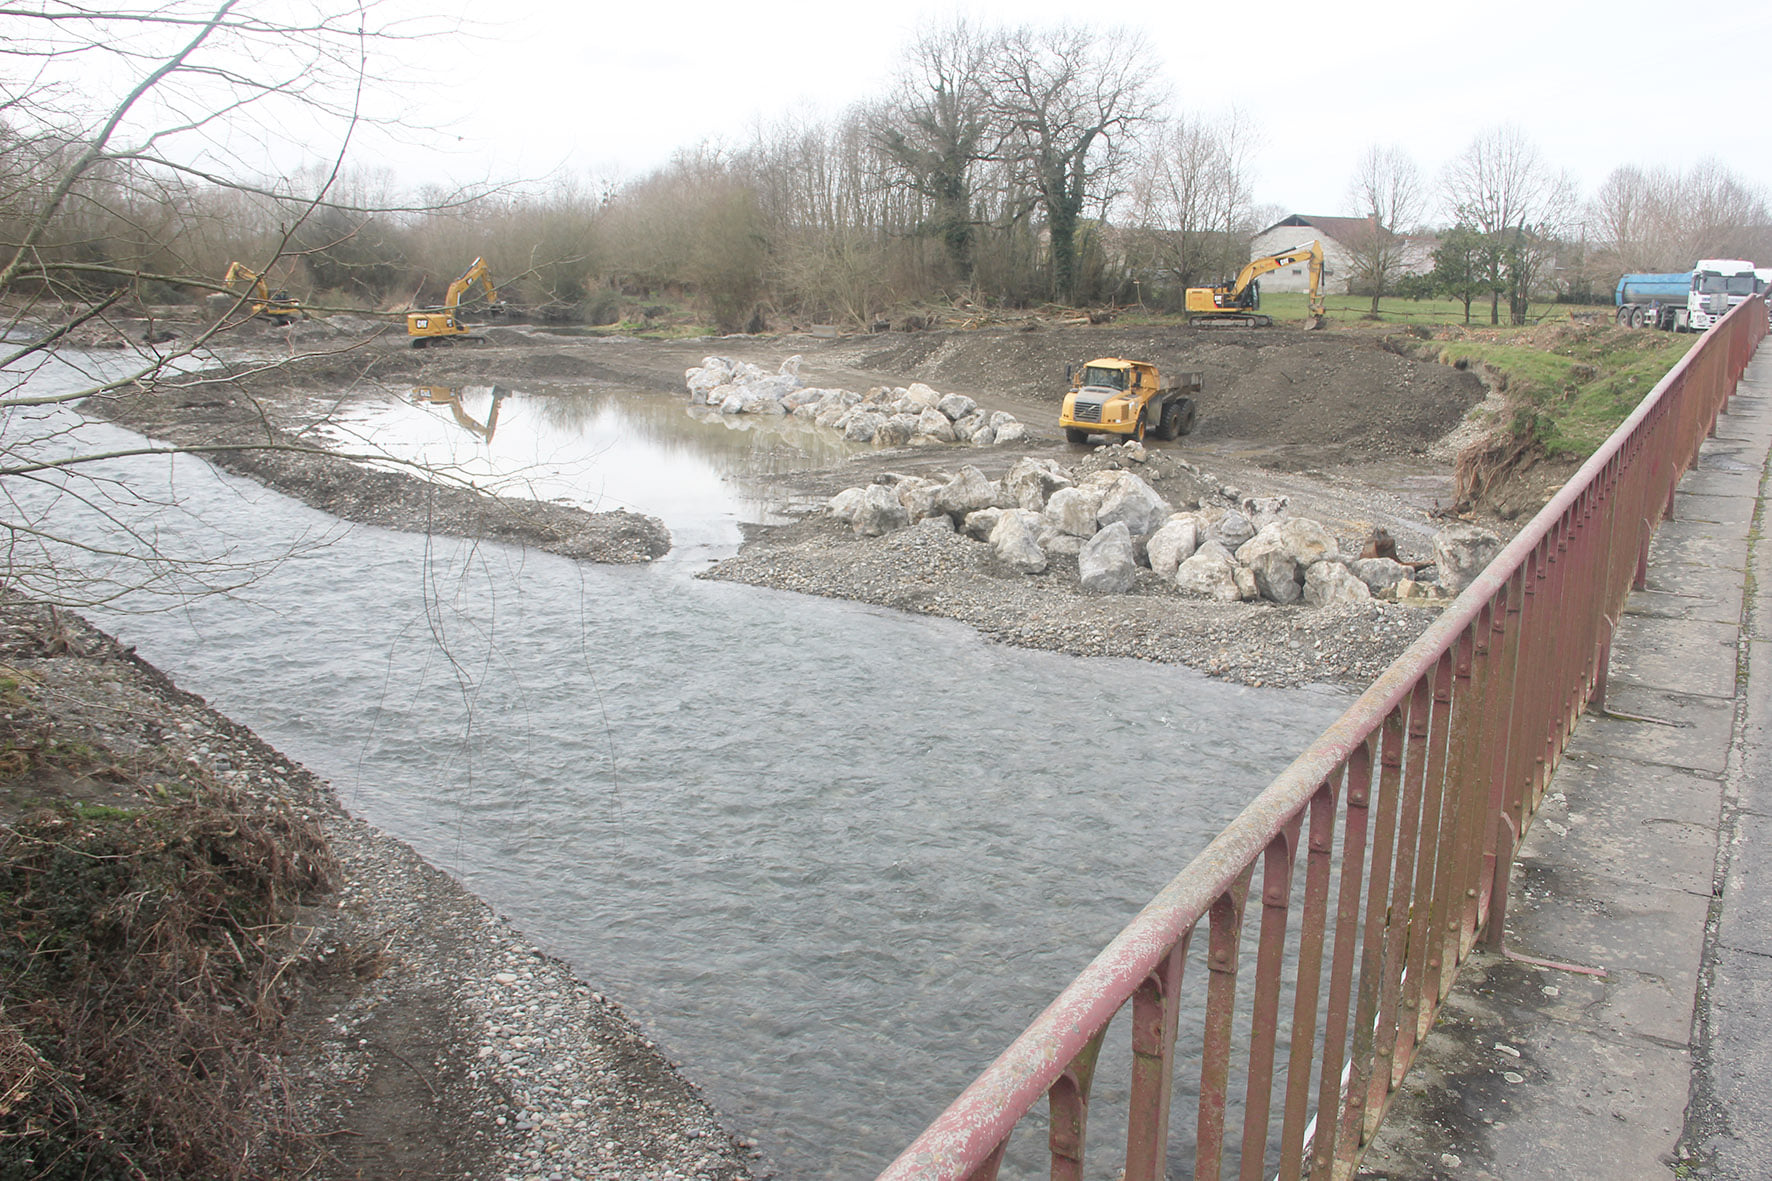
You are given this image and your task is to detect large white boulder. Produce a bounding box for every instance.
[896,477,945,522]
[1176,540,1242,602]
[937,393,978,421]
[1213,509,1256,549]
[1235,528,1303,604]
[1304,560,1374,607]
[1433,523,1503,595]
[904,382,944,411]
[935,466,1001,517]
[1044,486,1104,538]
[1004,457,1073,511]
[915,408,956,442]
[826,487,866,522]
[1272,518,1339,566]
[1097,472,1171,537]
[853,484,909,536]
[844,411,886,442]
[1079,522,1138,593]
[990,509,1048,573]
[1348,557,1410,594]
[1146,515,1202,579]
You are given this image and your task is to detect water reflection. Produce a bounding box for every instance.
[410,384,507,441]
[317,385,869,562]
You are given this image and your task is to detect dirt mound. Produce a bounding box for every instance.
[843,326,1486,458]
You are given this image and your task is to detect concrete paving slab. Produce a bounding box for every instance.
[1676,466,1763,500]
[1627,582,1744,626]
[1643,517,1750,570]
[1564,687,1733,775]
[1606,615,1740,699]
[1503,860,1708,985]
[1530,759,1722,896]
[1670,491,1758,526]
[1360,952,1691,1181]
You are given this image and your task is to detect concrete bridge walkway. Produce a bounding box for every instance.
[1359,343,1772,1180]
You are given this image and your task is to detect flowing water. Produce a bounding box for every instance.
[7,362,1347,1177]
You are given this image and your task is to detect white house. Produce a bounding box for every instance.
[1250,214,1437,294]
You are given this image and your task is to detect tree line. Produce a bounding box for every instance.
[5,13,1770,335]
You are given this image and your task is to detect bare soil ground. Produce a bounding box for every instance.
[28,310,1524,1174]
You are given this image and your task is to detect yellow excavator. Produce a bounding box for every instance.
[407,256,504,347]
[222,261,305,325]
[1185,240,1326,328]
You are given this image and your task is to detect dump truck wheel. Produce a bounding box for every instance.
[1157,400,1182,440]
[1173,398,1198,437]
[1065,428,1090,445]
[1130,412,1146,443]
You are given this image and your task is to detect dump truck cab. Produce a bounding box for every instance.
[1060,358,1201,444]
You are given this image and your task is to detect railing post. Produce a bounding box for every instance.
[1124,937,1189,1181]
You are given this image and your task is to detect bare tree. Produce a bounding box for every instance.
[986,23,1163,305]
[872,18,997,287]
[1344,144,1425,315]
[1441,125,1575,324]
[1589,160,1772,275]
[1124,109,1261,299]
[0,0,457,606]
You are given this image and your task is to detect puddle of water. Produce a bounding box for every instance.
[312,385,869,561]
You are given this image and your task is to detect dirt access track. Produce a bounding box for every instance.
[93,314,1505,688]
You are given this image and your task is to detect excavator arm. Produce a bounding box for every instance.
[1185,239,1325,325]
[1229,241,1324,314]
[442,257,499,311]
[222,261,303,323]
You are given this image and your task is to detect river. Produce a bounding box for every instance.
[7,361,1347,1177]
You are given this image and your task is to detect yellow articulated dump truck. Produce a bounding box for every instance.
[1060,358,1202,444]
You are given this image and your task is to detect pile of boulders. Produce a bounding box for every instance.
[683,356,1027,447]
[823,452,1503,606]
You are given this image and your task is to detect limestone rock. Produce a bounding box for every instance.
[1214,509,1255,549]
[915,408,956,442]
[935,466,1001,518]
[1044,486,1104,538]
[1242,496,1289,533]
[1304,561,1374,607]
[1235,529,1303,604]
[937,393,978,421]
[904,382,944,411]
[1005,457,1074,512]
[1176,540,1241,602]
[827,487,866,522]
[1433,523,1503,595]
[1349,557,1410,594]
[1097,472,1171,537]
[1146,515,1202,579]
[962,507,1005,541]
[853,484,909,536]
[896,477,944,522]
[990,510,1047,573]
[1079,522,1137,594]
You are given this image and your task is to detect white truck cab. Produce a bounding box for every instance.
[1689,259,1760,331]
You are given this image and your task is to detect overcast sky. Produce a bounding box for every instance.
[366,0,1766,226]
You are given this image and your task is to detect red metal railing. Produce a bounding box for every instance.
[880,295,1769,1181]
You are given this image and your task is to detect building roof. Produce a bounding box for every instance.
[1256,213,1384,245]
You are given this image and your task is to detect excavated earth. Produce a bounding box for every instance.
[40,310,1517,1176]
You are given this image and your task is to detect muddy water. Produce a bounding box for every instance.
[15,368,1347,1177]
[311,383,869,562]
